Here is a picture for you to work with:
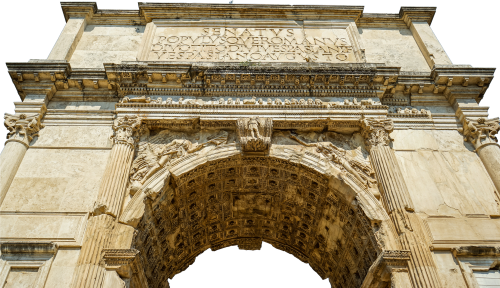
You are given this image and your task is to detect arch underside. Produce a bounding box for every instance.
[134,155,382,288]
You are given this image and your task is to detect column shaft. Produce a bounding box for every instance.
[477,144,500,193]
[72,115,142,288]
[95,143,134,217]
[361,118,442,288]
[461,117,500,194]
[1,113,44,206]
[370,146,441,288]
[71,215,115,288]
[0,141,28,205]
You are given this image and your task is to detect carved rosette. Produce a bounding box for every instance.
[4,113,44,147]
[237,117,273,152]
[110,115,143,148]
[460,117,500,150]
[360,118,394,150]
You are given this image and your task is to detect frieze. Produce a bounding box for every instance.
[388,106,432,118]
[116,96,386,110]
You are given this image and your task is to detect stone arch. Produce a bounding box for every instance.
[123,143,399,288]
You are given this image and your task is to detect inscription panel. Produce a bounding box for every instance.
[146,21,362,63]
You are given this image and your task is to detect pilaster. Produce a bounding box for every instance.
[400,7,451,69]
[47,2,96,60]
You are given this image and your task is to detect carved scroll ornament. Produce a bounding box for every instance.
[110,115,143,148]
[360,118,394,149]
[237,117,273,152]
[4,113,44,146]
[460,117,500,149]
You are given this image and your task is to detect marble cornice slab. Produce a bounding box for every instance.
[431,65,495,86]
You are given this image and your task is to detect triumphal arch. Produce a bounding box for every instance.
[1,2,500,288]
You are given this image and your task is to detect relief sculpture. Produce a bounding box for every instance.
[129,130,229,193]
[289,132,379,197]
[237,117,273,153]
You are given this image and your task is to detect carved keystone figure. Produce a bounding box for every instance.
[237,117,273,153]
[247,117,261,139]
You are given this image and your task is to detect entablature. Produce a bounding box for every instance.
[7,61,493,107]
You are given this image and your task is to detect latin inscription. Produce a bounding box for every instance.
[150,27,354,62]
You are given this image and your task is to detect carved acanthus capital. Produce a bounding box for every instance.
[360,118,394,149]
[237,117,273,153]
[4,113,44,147]
[110,115,143,148]
[460,117,500,150]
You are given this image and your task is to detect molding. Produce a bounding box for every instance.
[452,246,500,257]
[61,2,97,22]
[7,61,493,105]
[139,3,364,22]
[0,241,57,288]
[399,7,436,26]
[0,242,57,255]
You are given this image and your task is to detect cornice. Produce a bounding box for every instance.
[56,3,438,27]
[139,3,364,22]
[5,61,493,106]
[61,2,97,22]
[399,7,436,26]
[6,60,71,101]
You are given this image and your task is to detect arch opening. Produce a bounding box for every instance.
[133,154,383,288]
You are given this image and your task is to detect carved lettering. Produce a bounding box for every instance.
[150,28,354,62]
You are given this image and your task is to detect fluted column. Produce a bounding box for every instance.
[71,214,116,288]
[1,113,43,205]
[460,117,500,192]
[361,118,442,288]
[71,115,142,288]
[94,115,143,217]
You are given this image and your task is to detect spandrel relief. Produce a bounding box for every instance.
[279,130,379,198]
[129,129,229,193]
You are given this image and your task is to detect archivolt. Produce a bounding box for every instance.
[123,144,398,288]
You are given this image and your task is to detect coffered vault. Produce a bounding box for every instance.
[1,2,500,288]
